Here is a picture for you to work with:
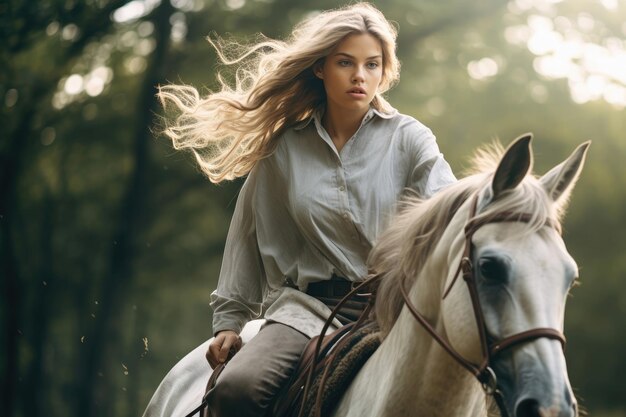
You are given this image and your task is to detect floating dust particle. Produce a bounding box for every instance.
[140,337,149,358]
[81,336,86,343]
[122,363,129,375]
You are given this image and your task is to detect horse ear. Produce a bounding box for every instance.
[491,133,533,201]
[540,141,591,205]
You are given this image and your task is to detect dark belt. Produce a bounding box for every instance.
[304,275,371,324]
[305,275,357,298]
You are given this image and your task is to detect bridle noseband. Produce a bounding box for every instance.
[399,194,566,414]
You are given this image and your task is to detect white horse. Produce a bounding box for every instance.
[143,134,589,417]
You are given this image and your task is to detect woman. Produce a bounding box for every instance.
[158,3,456,416]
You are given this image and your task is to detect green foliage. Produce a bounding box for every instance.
[1,1,624,416]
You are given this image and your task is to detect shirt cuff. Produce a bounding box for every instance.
[211,318,246,337]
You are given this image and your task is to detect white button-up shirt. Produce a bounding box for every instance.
[210,107,456,337]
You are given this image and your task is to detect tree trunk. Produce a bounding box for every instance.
[0,104,37,417]
[21,189,55,417]
[76,2,174,415]
[0,213,20,417]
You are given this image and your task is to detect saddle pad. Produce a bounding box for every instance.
[300,323,381,417]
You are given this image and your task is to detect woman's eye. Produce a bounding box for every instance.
[338,60,351,67]
[367,62,379,69]
[478,257,508,283]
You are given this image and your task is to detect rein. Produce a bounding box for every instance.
[399,194,566,416]
[297,277,378,417]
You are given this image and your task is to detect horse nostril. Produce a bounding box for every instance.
[516,399,541,417]
[515,398,577,417]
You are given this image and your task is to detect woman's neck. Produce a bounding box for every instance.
[322,105,369,153]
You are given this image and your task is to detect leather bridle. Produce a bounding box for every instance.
[399,194,567,415]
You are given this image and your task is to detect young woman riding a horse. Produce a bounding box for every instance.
[156,3,456,415]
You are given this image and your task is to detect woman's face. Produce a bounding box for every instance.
[315,33,384,116]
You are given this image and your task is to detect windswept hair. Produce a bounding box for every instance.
[371,142,564,337]
[158,3,400,183]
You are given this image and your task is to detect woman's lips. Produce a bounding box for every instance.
[347,89,367,99]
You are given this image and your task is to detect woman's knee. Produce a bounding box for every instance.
[209,367,257,414]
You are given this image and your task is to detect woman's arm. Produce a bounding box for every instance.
[405,123,457,197]
[207,167,268,366]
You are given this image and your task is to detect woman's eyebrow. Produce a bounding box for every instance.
[332,52,382,60]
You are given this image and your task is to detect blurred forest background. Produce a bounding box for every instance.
[1,0,625,416]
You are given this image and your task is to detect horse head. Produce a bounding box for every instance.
[438,134,590,417]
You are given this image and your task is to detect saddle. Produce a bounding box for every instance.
[274,321,380,417]
[274,277,380,417]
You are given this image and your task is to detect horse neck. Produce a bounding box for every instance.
[338,266,487,417]
[386,262,486,416]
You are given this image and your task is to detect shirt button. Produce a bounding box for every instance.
[339,185,345,192]
[342,212,349,219]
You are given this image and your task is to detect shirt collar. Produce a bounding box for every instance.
[293,106,396,131]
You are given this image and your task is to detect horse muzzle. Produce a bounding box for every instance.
[492,346,577,417]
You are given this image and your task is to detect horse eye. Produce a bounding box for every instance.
[478,257,508,283]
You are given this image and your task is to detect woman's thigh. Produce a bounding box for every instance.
[206,322,309,416]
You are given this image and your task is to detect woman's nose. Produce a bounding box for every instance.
[352,66,365,83]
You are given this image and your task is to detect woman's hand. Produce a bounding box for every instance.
[206,330,242,369]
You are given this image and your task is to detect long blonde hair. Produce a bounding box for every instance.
[158,2,400,183]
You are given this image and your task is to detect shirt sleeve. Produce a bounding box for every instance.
[405,122,457,198]
[209,166,267,336]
